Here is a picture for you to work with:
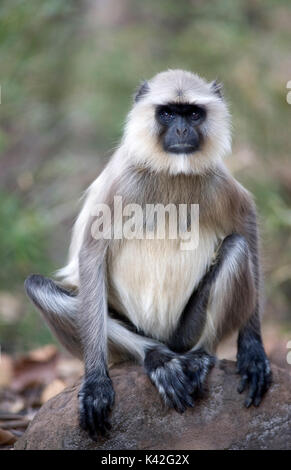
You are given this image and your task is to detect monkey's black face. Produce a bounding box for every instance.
[156,103,206,154]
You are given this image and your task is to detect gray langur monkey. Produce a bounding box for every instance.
[25,69,272,440]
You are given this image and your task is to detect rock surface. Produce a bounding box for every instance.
[15,360,291,450]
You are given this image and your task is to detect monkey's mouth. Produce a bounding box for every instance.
[168,143,200,154]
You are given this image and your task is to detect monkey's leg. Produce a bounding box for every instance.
[143,237,245,411]
[143,254,225,411]
[153,235,242,402]
[24,274,154,360]
[24,274,82,358]
[195,232,272,407]
[162,233,271,406]
[185,233,271,407]
[26,264,114,441]
[25,274,196,414]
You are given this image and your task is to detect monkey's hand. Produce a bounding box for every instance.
[144,346,197,413]
[78,372,115,440]
[181,349,216,397]
[237,340,272,408]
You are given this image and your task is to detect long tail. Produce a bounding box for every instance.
[24,274,82,358]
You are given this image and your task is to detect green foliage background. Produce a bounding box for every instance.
[0,0,291,352]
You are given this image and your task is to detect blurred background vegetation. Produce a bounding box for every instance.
[0,0,291,356]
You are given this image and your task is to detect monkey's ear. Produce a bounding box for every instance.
[134,80,150,103]
[210,80,223,99]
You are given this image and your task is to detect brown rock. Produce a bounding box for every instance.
[14,360,291,450]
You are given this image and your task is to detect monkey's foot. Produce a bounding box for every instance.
[144,346,197,413]
[181,349,216,397]
[78,372,115,440]
[237,341,272,408]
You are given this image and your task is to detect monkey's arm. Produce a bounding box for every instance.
[235,204,272,407]
[148,235,242,404]
[77,239,116,439]
[237,313,272,407]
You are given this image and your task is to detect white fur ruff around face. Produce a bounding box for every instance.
[123,69,232,175]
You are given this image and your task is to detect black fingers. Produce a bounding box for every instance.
[237,340,272,408]
[144,346,215,413]
[78,372,115,441]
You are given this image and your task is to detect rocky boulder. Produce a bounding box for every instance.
[15,360,291,450]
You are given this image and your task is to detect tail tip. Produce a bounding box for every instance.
[24,273,45,295]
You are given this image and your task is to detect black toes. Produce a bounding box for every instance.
[78,373,115,440]
[237,373,248,394]
[182,349,216,397]
[144,347,214,413]
[147,359,194,413]
[237,345,272,408]
[144,347,196,413]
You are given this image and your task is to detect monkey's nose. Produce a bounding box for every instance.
[176,127,188,137]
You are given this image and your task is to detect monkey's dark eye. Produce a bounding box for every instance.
[190,111,201,121]
[189,106,205,122]
[158,108,175,123]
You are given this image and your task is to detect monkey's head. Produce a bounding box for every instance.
[123,69,231,175]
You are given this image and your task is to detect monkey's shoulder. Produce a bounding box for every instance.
[191,169,254,231]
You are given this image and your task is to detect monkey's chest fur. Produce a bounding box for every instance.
[107,230,219,342]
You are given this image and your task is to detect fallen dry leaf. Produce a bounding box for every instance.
[57,357,83,383]
[0,354,13,387]
[25,345,58,362]
[0,428,17,445]
[41,379,66,403]
[12,345,59,392]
